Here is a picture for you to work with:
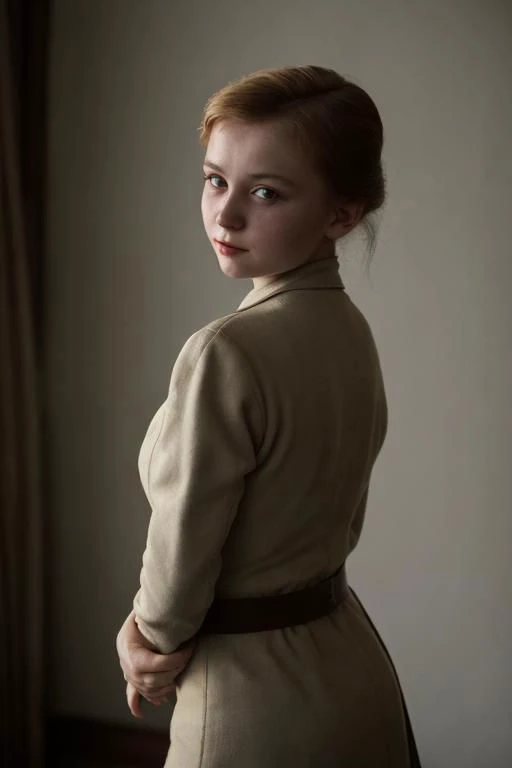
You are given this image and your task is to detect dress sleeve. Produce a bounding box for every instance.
[133,325,264,653]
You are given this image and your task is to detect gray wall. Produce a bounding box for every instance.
[46,0,512,764]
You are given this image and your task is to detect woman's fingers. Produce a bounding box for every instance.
[141,685,176,706]
[147,681,177,699]
[121,647,194,695]
[131,645,194,676]
[126,682,143,719]
[125,668,181,698]
[159,646,194,672]
[126,680,176,711]
[119,642,194,683]
[120,655,169,690]
[138,654,189,681]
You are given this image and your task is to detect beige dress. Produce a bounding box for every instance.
[133,255,413,767]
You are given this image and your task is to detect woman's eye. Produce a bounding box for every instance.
[203,173,225,188]
[254,187,278,201]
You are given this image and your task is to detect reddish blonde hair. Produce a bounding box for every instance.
[198,65,385,258]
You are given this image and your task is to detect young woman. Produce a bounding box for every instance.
[116,65,421,767]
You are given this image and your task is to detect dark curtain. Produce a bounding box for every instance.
[0,0,51,765]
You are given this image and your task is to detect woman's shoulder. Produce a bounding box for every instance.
[180,306,266,361]
[172,311,257,379]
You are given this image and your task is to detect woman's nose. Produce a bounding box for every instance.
[216,196,244,229]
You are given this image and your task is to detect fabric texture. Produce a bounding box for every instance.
[133,255,413,767]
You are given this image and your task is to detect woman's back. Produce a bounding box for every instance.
[213,256,388,599]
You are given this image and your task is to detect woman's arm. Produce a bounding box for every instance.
[132,326,264,653]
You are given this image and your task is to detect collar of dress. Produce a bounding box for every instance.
[236,255,345,312]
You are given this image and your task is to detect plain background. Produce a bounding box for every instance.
[45,1,512,765]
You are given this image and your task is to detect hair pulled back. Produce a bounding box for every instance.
[199,65,385,260]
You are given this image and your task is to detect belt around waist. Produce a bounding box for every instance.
[199,563,349,634]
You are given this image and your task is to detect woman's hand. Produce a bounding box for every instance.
[116,610,195,717]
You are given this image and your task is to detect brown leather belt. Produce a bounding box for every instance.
[199,563,349,634]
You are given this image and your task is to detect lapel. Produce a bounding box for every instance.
[236,255,344,311]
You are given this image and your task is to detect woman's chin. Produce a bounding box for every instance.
[217,257,250,279]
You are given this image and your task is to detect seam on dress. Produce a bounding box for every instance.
[146,406,167,507]
[198,646,209,768]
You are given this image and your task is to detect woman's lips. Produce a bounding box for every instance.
[214,239,247,256]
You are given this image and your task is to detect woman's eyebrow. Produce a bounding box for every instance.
[203,159,297,188]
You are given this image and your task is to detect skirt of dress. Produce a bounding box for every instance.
[164,590,419,768]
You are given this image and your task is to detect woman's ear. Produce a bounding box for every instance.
[326,201,365,240]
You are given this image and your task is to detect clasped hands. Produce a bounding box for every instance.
[116,610,195,718]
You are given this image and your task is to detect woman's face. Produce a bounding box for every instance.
[201,119,351,288]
